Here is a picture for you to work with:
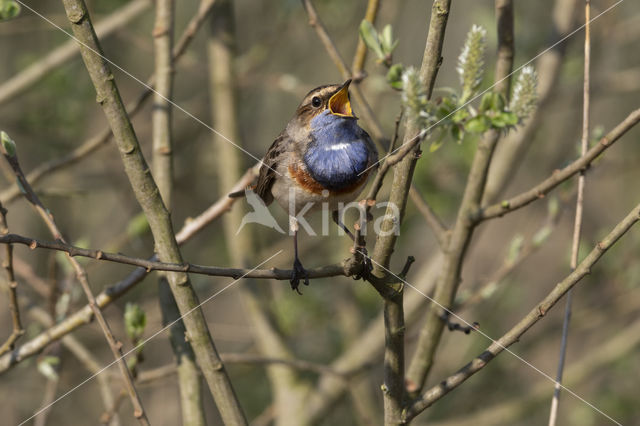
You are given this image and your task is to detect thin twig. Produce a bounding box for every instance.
[365,130,426,205]
[28,307,120,426]
[0,233,356,280]
[0,143,149,424]
[135,354,365,383]
[0,202,24,355]
[548,2,590,425]
[408,185,449,249]
[351,0,381,81]
[429,312,640,426]
[365,113,451,250]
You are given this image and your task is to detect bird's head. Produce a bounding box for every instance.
[294,80,356,126]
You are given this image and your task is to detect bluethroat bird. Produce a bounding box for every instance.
[231,79,378,293]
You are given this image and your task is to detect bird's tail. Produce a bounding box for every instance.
[228,186,254,198]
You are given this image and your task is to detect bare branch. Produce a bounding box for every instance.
[479,108,640,221]
[304,253,444,423]
[0,202,24,355]
[151,0,206,424]
[59,0,247,421]
[370,0,451,271]
[208,2,313,422]
[383,291,406,426]
[404,201,640,422]
[1,140,148,422]
[29,307,120,425]
[549,2,591,424]
[0,233,357,280]
[494,0,515,98]
[151,0,174,205]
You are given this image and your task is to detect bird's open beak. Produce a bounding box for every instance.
[329,79,355,118]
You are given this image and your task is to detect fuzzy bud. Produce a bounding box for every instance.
[509,66,538,121]
[457,25,487,103]
[401,67,434,130]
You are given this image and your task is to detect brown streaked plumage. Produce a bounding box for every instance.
[230,80,377,293]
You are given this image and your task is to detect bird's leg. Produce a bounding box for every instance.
[289,217,309,294]
[332,210,355,241]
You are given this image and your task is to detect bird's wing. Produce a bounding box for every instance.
[255,133,286,205]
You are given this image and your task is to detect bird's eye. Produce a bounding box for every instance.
[311,96,322,108]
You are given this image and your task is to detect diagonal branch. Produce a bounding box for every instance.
[478,108,640,221]
[1,140,149,423]
[403,200,640,423]
[59,0,247,422]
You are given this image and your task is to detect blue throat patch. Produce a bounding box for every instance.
[304,111,370,190]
